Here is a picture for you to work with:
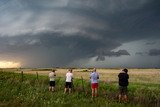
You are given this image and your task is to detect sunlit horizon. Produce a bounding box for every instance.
[0,61,21,68]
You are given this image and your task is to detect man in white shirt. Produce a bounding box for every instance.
[49,70,56,91]
[64,69,73,93]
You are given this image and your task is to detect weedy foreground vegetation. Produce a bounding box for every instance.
[0,69,160,107]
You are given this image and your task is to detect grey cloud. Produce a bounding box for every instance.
[146,42,156,45]
[96,56,105,61]
[135,52,144,56]
[0,36,41,53]
[148,49,160,56]
[104,50,130,57]
[114,50,130,56]
[96,50,130,61]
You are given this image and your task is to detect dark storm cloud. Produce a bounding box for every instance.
[1,0,160,39]
[0,32,128,67]
[148,49,160,56]
[96,50,130,61]
[0,0,160,67]
[64,0,160,41]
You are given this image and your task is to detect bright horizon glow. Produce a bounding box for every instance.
[0,61,21,68]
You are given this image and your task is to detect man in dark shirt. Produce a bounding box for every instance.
[118,68,129,102]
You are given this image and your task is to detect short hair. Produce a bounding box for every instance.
[69,69,72,72]
[123,68,128,73]
[52,69,56,72]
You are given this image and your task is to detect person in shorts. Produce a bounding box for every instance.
[49,70,56,91]
[118,68,129,102]
[90,68,99,98]
[64,69,73,94]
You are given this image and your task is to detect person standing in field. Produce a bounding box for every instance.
[49,69,56,92]
[118,68,129,102]
[64,69,73,94]
[90,68,99,98]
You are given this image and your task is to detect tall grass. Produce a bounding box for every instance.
[0,71,160,107]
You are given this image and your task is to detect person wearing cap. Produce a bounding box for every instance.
[49,69,56,91]
[118,68,129,102]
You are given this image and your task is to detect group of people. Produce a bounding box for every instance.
[48,68,129,102]
[48,69,73,93]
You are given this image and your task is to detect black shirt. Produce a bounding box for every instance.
[118,72,129,86]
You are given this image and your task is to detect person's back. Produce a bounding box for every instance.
[64,69,73,93]
[90,68,99,98]
[90,72,99,83]
[66,72,73,82]
[118,72,129,86]
[48,70,56,91]
[49,72,56,81]
[118,69,129,102]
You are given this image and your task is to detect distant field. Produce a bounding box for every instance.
[1,68,160,84]
[10,68,160,84]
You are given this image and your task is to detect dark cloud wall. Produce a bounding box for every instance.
[0,0,160,68]
[0,33,129,67]
[149,49,160,56]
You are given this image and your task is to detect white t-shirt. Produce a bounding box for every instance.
[49,72,56,81]
[66,72,73,82]
[90,72,99,83]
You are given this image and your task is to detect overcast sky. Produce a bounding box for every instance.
[0,0,160,68]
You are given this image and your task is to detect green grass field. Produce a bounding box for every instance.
[0,69,160,107]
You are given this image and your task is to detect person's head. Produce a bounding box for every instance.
[93,68,96,72]
[69,69,72,73]
[123,68,128,73]
[52,69,56,72]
